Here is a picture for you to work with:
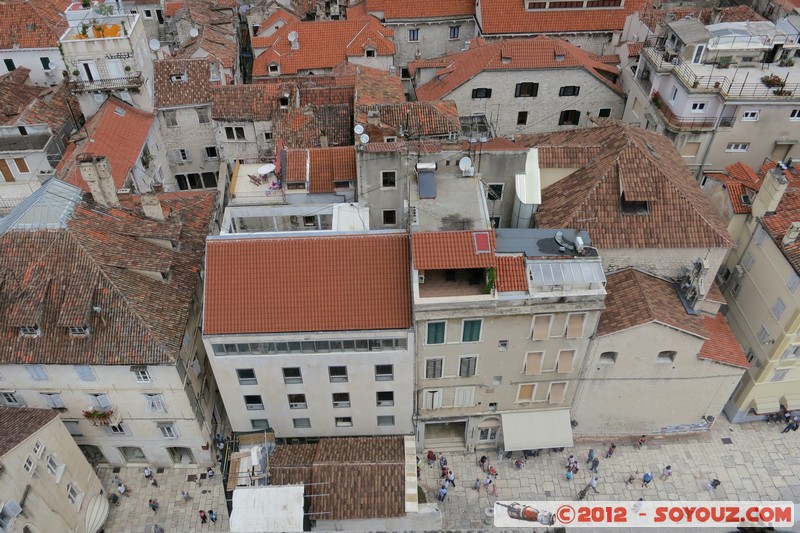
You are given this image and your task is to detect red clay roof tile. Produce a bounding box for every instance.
[412,230,496,270]
[698,313,750,368]
[495,255,527,292]
[0,0,70,49]
[365,0,474,19]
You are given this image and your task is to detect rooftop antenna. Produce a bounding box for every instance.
[288,30,299,50]
[353,124,365,135]
[148,38,161,51]
[189,27,199,38]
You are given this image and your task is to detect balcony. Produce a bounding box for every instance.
[67,73,143,92]
[82,405,121,426]
[650,98,717,132]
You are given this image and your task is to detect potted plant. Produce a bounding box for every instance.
[779,58,795,67]
[82,408,114,426]
[124,65,131,72]
[90,18,104,37]
[761,74,785,88]
[650,90,662,109]
[717,57,731,69]
[81,0,90,7]
[78,23,89,38]
[71,69,79,77]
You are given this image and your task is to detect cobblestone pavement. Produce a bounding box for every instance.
[423,419,800,531]
[98,464,229,533]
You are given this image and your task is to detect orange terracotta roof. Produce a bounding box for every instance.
[698,313,750,368]
[283,146,356,193]
[255,8,301,36]
[354,65,405,105]
[726,181,753,215]
[211,84,288,121]
[203,233,412,335]
[0,69,78,131]
[252,17,394,76]
[759,162,800,276]
[478,0,647,35]
[529,120,733,250]
[154,58,215,108]
[726,161,761,189]
[355,101,462,140]
[412,230,496,270]
[705,282,725,304]
[412,35,622,101]
[58,98,154,191]
[627,42,642,57]
[495,255,527,292]
[598,268,707,338]
[0,0,70,49]
[165,1,184,16]
[364,0,475,19]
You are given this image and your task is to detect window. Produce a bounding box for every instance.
[131,366,151,383]
[380,170,397,188]
[726,143,749,152]
[459,356,477,377]
[547,382,567,404]
[268,64,279,74]
[462,319,482,342]
[292,418,311,428]
[427,322,446,344]
[742,252,755,271]
[106,423,126,434]
[4,58,15,71]
[1,391,23,407]
[24,455,36,473]
[566,313,586,338]
[244,395,264,410]
[40,57,51,70]
[382,210,397,225]
[599,351,618,364]
[454,386,475,407]
[236,369,257,385]
[251,419,270,430]
[730,279,741,297]
[681,142,701,157]
[174,149,191,162]
[772,297,786,320]
[425,358,443,379]
[157,422,178,439]
[487,184,504,201]
[516,383,536,402]
[782,345,800,359]
[557,350,575,373]
[791,109,800,120]
[64,420,82,436]
[335,416,353,427]
[498,340,508,350]
[204,146,218,160]
[525,351,542,375]
[598,108,611,118]
[691,102,706,113]
[559,110,580,125]
[143,9,153,17]
[532,315,552,340]
[422,389,442,409]
[264,131,273,141]
[25,365,48,381]
[89,393,111,409]
[656,350,676,363]
[20,325,40,337]
[771,369,789,382]
[164,110,177,127]
[42,393,65,409]
[449,26,460,39]
[757,325,770,344]
[32,441,44,457]
[303,216,315,226]
[559,86,580,96]
[490,216,501,228]
[145,393,166,413]
[479,427,497,440]
[46,454,65,481]
[13,158,28,173]
[755,226,767,247]
[515,82,538,97]
[332,392,350,408]
[788,271,800,293]
[288,394,308,409]
[471,88,492,99]
[68,325,89,336]
[376,391,394,406]
[375,364,394,381]
[67,482,83,507]
[225,126,246,140]
[0,500,22,529]
[377,415,395,426]
[365,48,376,57]
[328,366,348,383]
[742,110,759,121]
[282,367,302,384]
[196,107,210,124]
[408,28,419,42]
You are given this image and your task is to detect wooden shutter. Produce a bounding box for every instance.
[0,159,14,182]
[13,158,28,173]
[425,358,442,379]
[549,382,566,404]
[566,313,585,338]
[557,350,575,373]
[525,352,542,375]
[459,357,476,377]
[517,384,535,401]
[532,315,551,340]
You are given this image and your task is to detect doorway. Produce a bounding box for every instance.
[79,444,108,465]
[118,446,147,463]
[168,447,195,464]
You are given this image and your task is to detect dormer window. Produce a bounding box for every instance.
[279,96,289,107]
[68,326,89,336]
[621,193,649,215]
[170,74,187,83]
[268,64,279,74]
[365,48,376,58]
[20,325,40,337]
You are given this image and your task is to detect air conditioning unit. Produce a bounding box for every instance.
[734,264,746,278]
[466,443,475,452]
[418,273,425,284]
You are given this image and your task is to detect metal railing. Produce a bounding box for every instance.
[230,189,287,205]
[67,73,143,92]
[651,101,717,132]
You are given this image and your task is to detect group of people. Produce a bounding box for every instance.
[198,509,218,524]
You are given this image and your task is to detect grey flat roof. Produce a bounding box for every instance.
[495,228,596,257]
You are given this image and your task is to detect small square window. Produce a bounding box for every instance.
[335,416,353,427]
[329,366,348,382]
[656,350,676,363]
[236,368,257,385]
[462,319,482,342]
[197,108,210,124]
[332,392,350,408]
[376,391,394,407]
[205,146,218,160]
[515,82,538,97]
[599,351,618,364]
[164,110,177,127]
[449,26,460,40]
[244,395,264,410]
[24,455,36,473]
[365,48,376,57]
[375,364,394,381]
[459,356,477,377]
[726,142,749,152]
[472,88,492,99]
[25,365,48,381]
[377,415,395,426]
[559,110,580,125]
[381,170,396,188]
[498,340,508,350]
[132,367,151,383]
[292,418,311,428]
[40,57,51,70]
[382,210,397,226]
[408,28,419,42]
[427,321,445,344]
[691,102,706,112]
[143,9,153,17]
[516,111,528,125]
[4,58,15,71]
[772,297,786,319]
[425,358,443,379]
[742,110,759,121]
[487,184,504,201]
[559,85,580,96]
[303,216,316,227]
[791,109,800,120]
[32,440,44,457]
[598,108,612,118]
[268,64,279,73]
[288,393,307,409]
[251,419,270,430]
[157,422,178,439]
[283,367,302,384]
[68,325,89,336]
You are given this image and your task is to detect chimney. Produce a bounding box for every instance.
[751,162,789,218]
[79,155,120,208]
[783,222,800,246]
[291,37,299,50]
[319,134,328,148]
[141,192,165,221]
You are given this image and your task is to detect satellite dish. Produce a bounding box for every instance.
[359,133,370,144]
[148,38,161,51]
[288,31,298,43]
[458,156,473,172]
[189,27,199,38]
[354,124,365,135]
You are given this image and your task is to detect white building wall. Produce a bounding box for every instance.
[0,47,64,85]
[159,106,220,187]
[203,331,415,437]
[601,246,729,289]
[388,20,477,68]
[214,119,274,163]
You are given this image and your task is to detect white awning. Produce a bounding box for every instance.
[230,485,305,533]
[782,394,800,411]
[84,492,110,533]
[501,410,574,451]
[752,397,781,414]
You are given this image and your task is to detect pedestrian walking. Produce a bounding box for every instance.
[427,450,436,467]
[181,490,192,503]
[149,499,159,513]
[514,458,525,469]
[605,443,616,458]
[473,478,481,491]
[565,469,574,480]
[447,470,456,487]
[439,477,449,489]
[706,479,720,496]
[586,449,596,464]
[781,419,798,433]
[566,454,577,469]
[590,457,600,473]
[438,452,447,469]
[479,455,488,472]
[437,486,448,502]
[626,474,636,485]
[484,475,493,492]
[112,475,122,486]
[661,465,673,481]
[198,510,208,524]
[642,472,653,488]
[118,483,131,497]
[152,525,164,533]
[144,466,153,479]
[589,476,599,493]
[638,435,648,448]
[577,487,588,500]
[208,510,217,523]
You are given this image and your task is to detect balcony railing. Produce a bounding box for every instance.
[651,100,717,132]
[67,73,143,92]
